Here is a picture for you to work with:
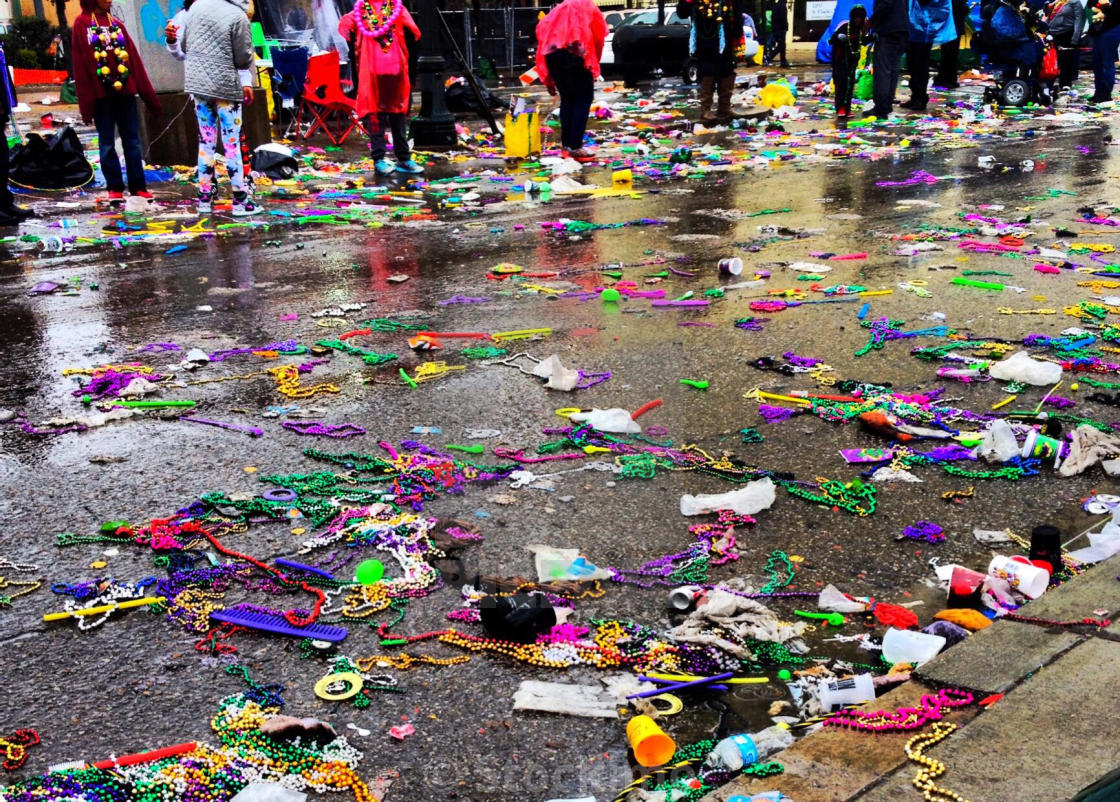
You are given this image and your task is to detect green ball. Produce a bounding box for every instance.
[355,559,384,585]
[601,287,621,302]
[777,669,792,681]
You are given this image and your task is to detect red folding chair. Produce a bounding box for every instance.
[298,51,357,145]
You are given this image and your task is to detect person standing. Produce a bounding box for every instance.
[164,0,255,195]
[181,0,259,215]
[1089,0,1120,102]
[0,44,33,224]
[764,0,790,67]
[902,0,953,110]
[830,4,870,117]
[678,0,745,123]
[868,0,910,116]
[71,0,162,207]
[534,0,608,155]
[339,0,425,174]
[1048,0,1086,90]
[934,0,970,87]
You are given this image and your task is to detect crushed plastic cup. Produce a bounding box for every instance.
[988,555,1049,598]
[719,257,743,276]
[1021,159,1035,172]
[881,627,946,666]
[817,673,875,710]
[978,155,995,168]
[947,565,987,609]
[626,715,676,767]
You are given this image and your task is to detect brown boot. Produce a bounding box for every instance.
[699,76,716,122]
[717,75,737,121]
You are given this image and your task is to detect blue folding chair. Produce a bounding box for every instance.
[270,47,310,138]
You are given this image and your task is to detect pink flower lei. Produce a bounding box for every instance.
[354,0,403,39]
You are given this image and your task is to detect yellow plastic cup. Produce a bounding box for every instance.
[626,715,675,767]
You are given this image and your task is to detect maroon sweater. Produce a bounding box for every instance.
[71,12,161,123]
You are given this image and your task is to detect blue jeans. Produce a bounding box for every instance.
[1092,25,1120,99]
[93,95,145,193]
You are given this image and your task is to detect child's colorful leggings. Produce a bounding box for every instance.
[194,97,244,194]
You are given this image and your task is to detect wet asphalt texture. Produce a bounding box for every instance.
[0,89,1118,802]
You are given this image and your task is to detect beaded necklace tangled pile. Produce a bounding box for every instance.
[0,672,379,802]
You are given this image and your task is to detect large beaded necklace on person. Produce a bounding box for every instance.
[87,12,129,92]
[353,0,402,51]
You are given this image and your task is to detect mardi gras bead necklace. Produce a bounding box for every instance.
[87,14,129,92]
[354,0,402,47]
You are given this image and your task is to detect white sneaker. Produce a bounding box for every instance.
[197,192,213,215]
[232,193,261,217]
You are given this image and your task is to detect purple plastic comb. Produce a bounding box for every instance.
[211,607,348,641]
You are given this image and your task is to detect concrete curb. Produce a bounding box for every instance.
[702,552,1120,802]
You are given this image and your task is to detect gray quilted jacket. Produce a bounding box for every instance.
[181,0,253,102]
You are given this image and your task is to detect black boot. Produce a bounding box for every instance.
[1,203,33,219]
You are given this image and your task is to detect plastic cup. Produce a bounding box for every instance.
[817,673,875,710]
[988,555,1049,598]
[354,559,384,585]
[626,715,676,767]
[1029,524,1062,574]
[947,565,987,609]
[719,257,743,276]
[1020,429,1063,467]
[881,628,946,666]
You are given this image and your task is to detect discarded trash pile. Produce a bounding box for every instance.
[9,98,1120,802]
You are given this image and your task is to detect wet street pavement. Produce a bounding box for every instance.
[1,83,1120,802]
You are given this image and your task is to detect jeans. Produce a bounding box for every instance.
[906,41,932,105]
[833,61,857,111]
[93,95,145,193]
[935,37,960,86]
[365,112,410,161]
[872,32,907,114]
[1092,25,1120,99]
[194,97,245,195]
[545,48,593,151]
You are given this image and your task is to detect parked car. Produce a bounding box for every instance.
[611,10,691,83]
[601,9,656,71]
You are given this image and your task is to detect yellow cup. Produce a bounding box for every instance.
[626,715,676,767]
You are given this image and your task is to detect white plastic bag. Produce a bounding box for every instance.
[680,478,776,516]
[987,351,1062,386]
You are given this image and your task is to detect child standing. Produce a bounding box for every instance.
[71,0,162,207]
[830,4,869,117]
[181,0,259,215]
[165,0,254,193]
[339,0,424,175]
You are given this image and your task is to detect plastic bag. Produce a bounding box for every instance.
[974,419,1021,462]
[680,477,776,516]
[528,545,612,582]
[987,351,1062,386]
[569,407,640,433]
[1040,44,1059,81]
[854,68,874,100]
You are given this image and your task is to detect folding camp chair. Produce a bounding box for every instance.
[271,46,309,138]
[298,51,357,145]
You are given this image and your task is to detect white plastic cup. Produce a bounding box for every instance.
[719,257,743,276]
[988,555,1049,598]
[817,673,875,710]
[881,627,946,666]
